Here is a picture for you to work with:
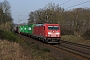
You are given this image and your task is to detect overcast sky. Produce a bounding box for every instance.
[0,0,90,24]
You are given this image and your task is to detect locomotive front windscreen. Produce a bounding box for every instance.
[48,26,59,30]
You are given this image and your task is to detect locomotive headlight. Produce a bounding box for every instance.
[48,32,52,34]
[55,33,59,34]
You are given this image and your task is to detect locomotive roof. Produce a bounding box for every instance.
[35,24,44,26]
[35,23,59,26]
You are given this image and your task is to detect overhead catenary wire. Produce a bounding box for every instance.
[66,0,90,9]
[20,15,28,21]
[60,0,72,5]
[19,15,28,24]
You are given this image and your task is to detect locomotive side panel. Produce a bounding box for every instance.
[33,23,61,43]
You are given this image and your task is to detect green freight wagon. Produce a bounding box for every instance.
[19,25,24,33]
[23,25,28,34]
[18,24,35,35]
[27,24,35,35]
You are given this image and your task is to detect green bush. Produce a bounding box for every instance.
[0,29,18,42]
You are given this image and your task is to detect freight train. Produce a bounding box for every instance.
[15,23,61,44]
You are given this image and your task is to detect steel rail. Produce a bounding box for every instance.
[53,40,90,60]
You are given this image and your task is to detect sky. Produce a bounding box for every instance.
[0,0,90,24]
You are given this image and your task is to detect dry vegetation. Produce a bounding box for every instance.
[0,40,33,60]
[0,39,57,60]
[0,22,12,31]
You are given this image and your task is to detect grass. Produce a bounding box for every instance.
[24,41,56,60]
[61,35,90,46]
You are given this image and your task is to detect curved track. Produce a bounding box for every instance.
[53,40,90,60]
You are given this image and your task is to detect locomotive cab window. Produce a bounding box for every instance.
[48,26,59,30]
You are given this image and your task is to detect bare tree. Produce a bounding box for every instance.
[0,0,13,31]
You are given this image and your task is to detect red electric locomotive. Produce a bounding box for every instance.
[33,23,61,43]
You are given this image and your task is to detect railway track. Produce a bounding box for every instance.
[53,40,90,60]
[17,34,90,60]
[61,40,90,49]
